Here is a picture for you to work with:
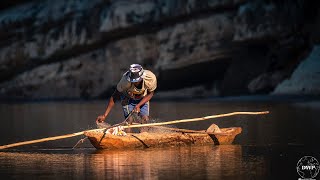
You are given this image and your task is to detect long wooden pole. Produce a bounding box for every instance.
[122,111,269,129]
[0,132,84,150]
[0,111,269,150]
[149,126,221,135]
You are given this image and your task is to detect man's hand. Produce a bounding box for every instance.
[96,115,106,123]
[133,106,140,113]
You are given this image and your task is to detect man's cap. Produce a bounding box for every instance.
[126,64,145,82]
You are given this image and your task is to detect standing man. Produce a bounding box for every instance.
[96,64,157,129]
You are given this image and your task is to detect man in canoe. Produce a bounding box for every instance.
[96,64,157,131]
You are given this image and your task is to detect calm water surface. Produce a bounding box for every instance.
[0,98,319,179]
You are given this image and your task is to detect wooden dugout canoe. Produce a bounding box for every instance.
[84,126,242,150]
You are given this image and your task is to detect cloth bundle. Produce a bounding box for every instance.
[106,126,127,136]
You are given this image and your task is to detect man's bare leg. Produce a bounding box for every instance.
[125,116,134,133]
[140,115,149,132]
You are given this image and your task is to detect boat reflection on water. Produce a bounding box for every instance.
[89,145,264,179]
[0,145,260,179]
[0,145,270,179]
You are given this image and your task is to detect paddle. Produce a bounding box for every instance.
[0,111,269,150]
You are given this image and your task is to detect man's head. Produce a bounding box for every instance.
[127,64,145,83]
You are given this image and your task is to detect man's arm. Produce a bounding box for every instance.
[96,90,120,123]
[134,91,154,113]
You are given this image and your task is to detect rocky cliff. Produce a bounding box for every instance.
[0,0,319,99]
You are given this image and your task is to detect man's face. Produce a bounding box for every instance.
[133,81,142,86]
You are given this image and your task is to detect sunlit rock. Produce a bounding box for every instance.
[273,45,320,95]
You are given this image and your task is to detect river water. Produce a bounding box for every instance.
[0,97,319,179]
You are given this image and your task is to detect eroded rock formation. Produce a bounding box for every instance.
[0,0,319,99]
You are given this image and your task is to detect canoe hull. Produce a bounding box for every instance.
[84,127,242,150]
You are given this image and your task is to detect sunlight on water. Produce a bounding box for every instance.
[0,145,269,179]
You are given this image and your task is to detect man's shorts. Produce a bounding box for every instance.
[121,96,149,118]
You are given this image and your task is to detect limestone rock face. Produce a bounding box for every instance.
[273,45,320,95]
[0,0,319,99]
